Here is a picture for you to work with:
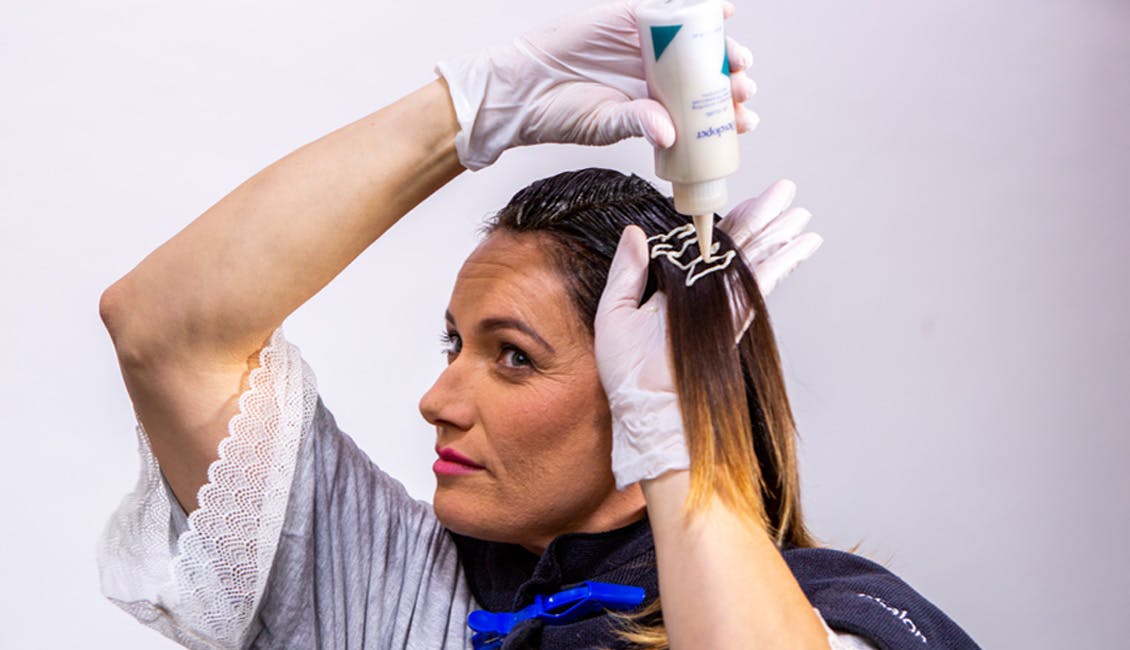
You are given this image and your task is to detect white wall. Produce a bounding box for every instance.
[1,0,1126,647]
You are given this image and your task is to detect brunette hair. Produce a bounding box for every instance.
[485,168,815,648]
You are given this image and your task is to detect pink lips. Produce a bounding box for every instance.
[433,446,486,476]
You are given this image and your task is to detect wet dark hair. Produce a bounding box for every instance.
[485,168,814,648]
[485,169,676,335]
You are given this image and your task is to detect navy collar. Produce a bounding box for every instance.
[451,515,657,613]
[450,516,658,649]
[450,516,980,650]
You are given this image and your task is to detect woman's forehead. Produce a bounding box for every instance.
[449,231,572,323]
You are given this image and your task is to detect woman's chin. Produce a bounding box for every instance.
[433,489,493,539]
[432,488,540,548]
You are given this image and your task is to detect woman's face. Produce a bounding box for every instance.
[419,231,645,553]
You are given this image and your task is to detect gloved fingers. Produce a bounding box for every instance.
[752,232,824,298]
[726,36,754,74]
[735,104,760,133]
[719,179,798,249]
[723,1,736,19]
[612,97,677,149]
[727,231,822,339]
[742,206,813,268]
[554,90,675,148]
[726,35,757,132]
[730,71,757,104]
[596,225,651,322]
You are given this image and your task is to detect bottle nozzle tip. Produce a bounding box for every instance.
[692,214,714,262]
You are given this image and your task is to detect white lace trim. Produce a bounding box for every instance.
[97,327,317,649]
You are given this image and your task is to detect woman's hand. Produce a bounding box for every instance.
[720,178,823,336]
[436,0,757,170]
[594,180,820,489]
[596,183,830,647]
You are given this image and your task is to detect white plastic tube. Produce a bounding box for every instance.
[636,0,739,258]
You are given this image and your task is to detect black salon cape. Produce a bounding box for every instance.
[452,518,979,649]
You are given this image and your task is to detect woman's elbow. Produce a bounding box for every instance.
[99,279,154,368]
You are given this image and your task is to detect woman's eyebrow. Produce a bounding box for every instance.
[479,317,555,353]
[444,309,555,353]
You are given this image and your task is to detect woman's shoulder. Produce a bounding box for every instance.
[781,546,981,650]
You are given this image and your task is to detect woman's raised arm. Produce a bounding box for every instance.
[99,0,755,517]
[99,80,465,512]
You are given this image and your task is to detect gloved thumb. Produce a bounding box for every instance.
[607,98,676,149]
[597,225,651,322]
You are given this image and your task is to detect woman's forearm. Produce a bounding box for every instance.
[642,471,831,649]
[102,78,463,363]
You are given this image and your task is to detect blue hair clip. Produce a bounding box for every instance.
[468,581,646,650]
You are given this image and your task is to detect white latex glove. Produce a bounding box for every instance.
[721,179,824,334]
[595,180,821,489]
[435,1,758,170]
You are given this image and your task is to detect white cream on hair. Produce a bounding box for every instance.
[647,223,737,287]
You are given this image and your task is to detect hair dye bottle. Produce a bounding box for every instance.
[636,0,740,256]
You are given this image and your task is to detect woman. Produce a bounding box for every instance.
[97,2,978,648]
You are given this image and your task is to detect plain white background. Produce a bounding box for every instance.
[2,0,1127,647]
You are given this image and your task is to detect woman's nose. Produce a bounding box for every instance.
[418,362,475,431]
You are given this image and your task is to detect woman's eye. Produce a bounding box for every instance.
[440,331,462,359]
[500,345,532,368]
